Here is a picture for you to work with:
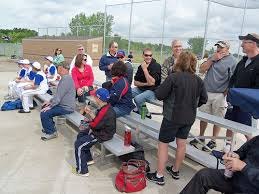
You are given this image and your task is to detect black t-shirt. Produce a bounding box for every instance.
[134,59,161,91]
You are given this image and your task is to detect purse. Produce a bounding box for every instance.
[115,159,146,193]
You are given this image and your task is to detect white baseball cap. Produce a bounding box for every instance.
[18,59,30,64]
[32,62,41,70]
[45,56,53,62]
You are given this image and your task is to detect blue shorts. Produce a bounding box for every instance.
[225,106,252,126]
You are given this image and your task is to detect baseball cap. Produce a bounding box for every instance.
[32,62,41,70]
[17,59,30,64]
[239,33,259,44]
[45,56,53,62]
[214,40,230,48]
[95,88,110,102]
[117,50,126,58]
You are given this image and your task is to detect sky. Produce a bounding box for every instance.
[1,0,259,53]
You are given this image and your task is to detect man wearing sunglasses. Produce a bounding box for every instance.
[132,48,161,119]
[190,40,236,151]
[69,44,93,74]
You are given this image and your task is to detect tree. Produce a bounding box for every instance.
[187,36,207,55]
[69,12,114,37]
[0,28,38,43]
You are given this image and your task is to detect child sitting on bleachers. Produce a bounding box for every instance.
[44,56,58,85]
[73,88,116,176]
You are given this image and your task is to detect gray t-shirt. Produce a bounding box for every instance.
[204,54,236,93]
[51,74,76,112]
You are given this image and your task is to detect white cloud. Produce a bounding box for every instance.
[1,0,259,53]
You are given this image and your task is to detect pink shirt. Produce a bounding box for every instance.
[71,64,94,89]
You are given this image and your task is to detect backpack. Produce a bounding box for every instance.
[1,99,23,111]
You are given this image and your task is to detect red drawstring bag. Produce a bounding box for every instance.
[115,159,146,193]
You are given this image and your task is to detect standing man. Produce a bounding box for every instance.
[70,44,93,74]
[99,41,118,81]
[225,33,259,142]
[161,40,183,83]
[40,63,76,141]
[132,48,161,119]
[116,50,134,85]
[190,41,236,151]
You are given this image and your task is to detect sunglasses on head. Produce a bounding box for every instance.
[144,54,152,57]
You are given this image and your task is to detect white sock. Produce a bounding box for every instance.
[156,172,163,178]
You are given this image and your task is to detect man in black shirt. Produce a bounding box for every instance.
[180,135,259,194]
[132,48,161,119]
[225,33,259,142]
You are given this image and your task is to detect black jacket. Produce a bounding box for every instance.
[229,54,259,88]
[134,59,161,91]
[232,136,259,194]
[155,72,207,125]
[90,104,116,142]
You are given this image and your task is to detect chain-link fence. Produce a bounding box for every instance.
[0,43,22,58]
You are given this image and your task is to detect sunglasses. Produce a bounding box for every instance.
[117,56,124,59]
[83,58,87,61]
[78,48,84,51]
[144,54,152,57]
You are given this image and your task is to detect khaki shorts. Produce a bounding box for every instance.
[199,92,227,117]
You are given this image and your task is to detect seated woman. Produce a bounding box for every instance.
[103,61,135,117]
[53,48,65,68]
[71,54,94,103]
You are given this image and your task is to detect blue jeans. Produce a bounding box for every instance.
[74,132,98,174]
[132,87,156,111]
[40,105,73,134]
[113,106,130,118]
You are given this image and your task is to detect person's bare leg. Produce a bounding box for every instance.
[200,121,208,137]
[226,129,233,142]
[157,142,169,176]
[212,125,221,141]
[173,138,187,171]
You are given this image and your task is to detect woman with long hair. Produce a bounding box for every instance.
[53,48,65,67]
[146,51,208,185]
[71,54,94,103]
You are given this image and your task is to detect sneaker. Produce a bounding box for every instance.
[4,95,15,100]
[146,113,152,119]
[132,109,140,114]
[71,166,89,177]
[87,160,95,166]
[146,172,165,185]
[41,132,58,141]
[189,138,205,148]
[202,140,216,152]
[166,166,180,180]
[18,109,31,113]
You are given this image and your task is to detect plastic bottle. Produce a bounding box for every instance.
[224,144,233,179]
[140,104,147,120]
[124,125,131,146]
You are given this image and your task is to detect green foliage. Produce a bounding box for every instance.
[69,12,114,37]
[187,36,207,55]
[0,28,38,43]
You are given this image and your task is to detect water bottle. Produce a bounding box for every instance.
[140,104,147,120]
[124,125,131,146]
[224,144,233,179]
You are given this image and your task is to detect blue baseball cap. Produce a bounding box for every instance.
[95,88,110,102]
[117,50,126,58]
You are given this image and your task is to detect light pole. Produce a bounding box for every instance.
[202,0,211,58]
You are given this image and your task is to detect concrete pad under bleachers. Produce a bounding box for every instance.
[0,57,231,194]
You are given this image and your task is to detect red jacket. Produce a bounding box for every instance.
[71,64,94,89]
